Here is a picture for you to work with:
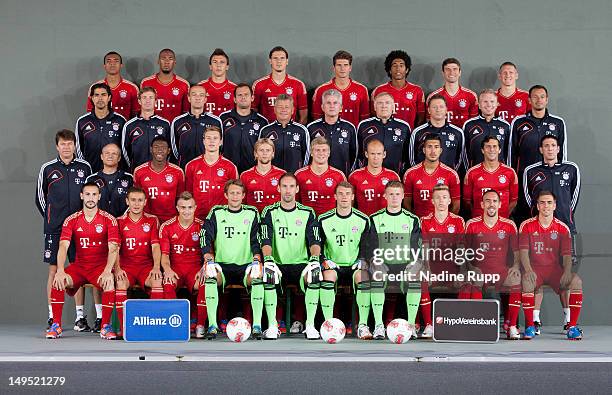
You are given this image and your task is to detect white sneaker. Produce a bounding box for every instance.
[507,325,520,340]
[290,320,304,334]
[263,326,279,340]
[373,323,386,340]
[420,324,433,339]
[194,324,206,339]
[357,324,373,340]
[303,324,320,340]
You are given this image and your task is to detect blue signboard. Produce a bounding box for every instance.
[124,299,190,342]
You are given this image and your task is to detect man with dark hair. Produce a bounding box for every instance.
[252,46,308,124]
[311,50,369,126]
[37,130,92,330]
[220,83,269,173]
[197,48,237,116]
[86,51,140,120]
[372,50,425,129]
[76,82,127,172]
[426,58,478,127]
[496,62,530,124]
[141,48,190,122]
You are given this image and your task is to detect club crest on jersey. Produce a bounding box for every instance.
[253,123,260,131]
[45,250,51,259]
[459,99,467,108]
[325,178,334,187]
[172,87,180,96]
[341,131,348,139]
[436,177,446,185]
[381,177,389,185]
[120,180,128,188]
[549,123,556,131]
[95,224,104,234]
[498,127,505,134]
[112,122,120,131]
[498,175,507,184]
[550,231,558,240]
[515,99,523,107]
[223,92,231,100]
[394,128,402,136]
[293,134,300,141]
[448,134,455,141]
[243,218,250,225]
[402,224,409,231]
[120,90,128,99]
[192,232,199,241]
[448,225,456,233]
[562,172,570,180]
[350,93,357,101]
[77,170,85,178]
[165,174,174,183]
[286,87,293,95]
[497,230,506,240]
[156,126,164,134]
[352,226,359,233]
[143,223,151,233]
[217,168,225,177]
[295,219,303,226]
[271,177,278,186]
[406,92,414,100]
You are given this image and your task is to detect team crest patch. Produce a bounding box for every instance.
[550,231,558,240]
[45,250,51,259]
[143,224,151,232]
[350,93,357,101]
[293,134,300,141]
[217,168,225,177]
[562,172,570,180]
[381,177,389,185]
[113,123,120,131]
[459,99,467,108]
[286,87,293,95]
[295,219,303,226]
[121,180,129,187]
[448,134,455,141]
[166,174,174,183]
[77,170,85,178]
[271,178,278,186]
[95,224,104,233]
[119,90,127,99]
[341,131,348,138]
[244,218,250,225]
[402,224,409,231]
[406,92,414,100]
[253,123,260,131]
[498,127,505,134]
[515,99,523,108]
[224,92,231,100]
[448,225,456,233]
[352,226,359,233]
[549,123,556,131]
[172,87,180,96]
[497,230,506,240]
[192,232,199,241]
[325,178,334,187]
[156,126,164,134]
[394,128,402,136]
[498,175,507,184]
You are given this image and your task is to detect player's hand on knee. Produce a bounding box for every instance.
[524,270,537,288]
[114,267,127,282]
[507,266,521,281]
[246,260,263,279]
[163,269,179,285]
[53,271,69,291]
[97,271,115,290]
[204,259,222,279]
[148,268,162,281]
[560,272,573,290]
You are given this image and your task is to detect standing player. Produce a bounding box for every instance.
[185,126,238,220]
[520,191,583,340]
[46,182,119,340]
[403,134,461,217]
[197,48,237,116]
[409,94,466,172]
[318,182,373,339]
[307,89,358,176]
[170,85,223,168]
[311,50,369,126]
[259,173,322,339]
[37,130,92,330]
[464,190,522,340]
[258,94,310,173]
[114,187,164,335]
[369,181,423,339]
[240,138,286,212]
[86,143,133,218]
[252,46,308,124]
[348,139,400,216]
[464,136,518,218]
[426,58,478,127]
[496,62,530,124]
[76,83,127,172]
[295,137,346,216]
[86,51,139,120]
[463,89,511,167]
[121,86,171,172]
[371,50,425,129]
[133,136,185,223]
[140,48,190,122]
[357,92,411,175]
[199,180,263,339]
[220,83,269,173]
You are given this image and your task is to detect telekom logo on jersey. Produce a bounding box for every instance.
[307,191,319,201]
[534,241,545,254]
[173,244,184,254]
[364,189,375,201]
[125,238,137,250]
[80,238,90,248]
[199,180,210,192]
[148,187,159,199]
[254,191,264,202]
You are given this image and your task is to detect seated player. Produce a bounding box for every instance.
[419,184,466,338]
[46,181,119,340]
[114,187,164,336]
[318,182,372,339]
[464,190,522,340]
[520,190,583,340]
[259,173,322,340]
[200,180,263,339]
[369,181,423,340]
[159,192,206,337]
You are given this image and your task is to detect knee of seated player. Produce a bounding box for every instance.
[116,278,129,291]
[146,277,163,289]
[323,270,337,282]
[521,278,535,293]
[569,274,582,290]
[354,270,369,283]
[505,273,521,287]
[101,282,115,292]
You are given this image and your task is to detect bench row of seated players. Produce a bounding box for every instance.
[42,129,583,342]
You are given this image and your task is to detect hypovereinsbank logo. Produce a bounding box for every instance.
[436,316,497,326]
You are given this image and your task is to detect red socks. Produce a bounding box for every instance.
[101,290,115,327]
[163,283,176,299]
[569,291,583,327]
[150,286,164,299]
[522,292,535,327]
[458,284,482,299]
[420,283,432,326]
[115,290,127,332]
[50,288,65,326]
[506,289,521,328]
[196,285,207,326]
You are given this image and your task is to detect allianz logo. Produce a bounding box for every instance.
[132,314,182,328]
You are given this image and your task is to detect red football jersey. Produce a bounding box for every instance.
[159,217,203,267]
[421,212,465,274]
[403,162,461,218]
[371,81,425,129]
[348,167,400,216]
[133,162,185,223]
[117,213,160,269]
[140,74,190,122]
[197,78,237,116]
[184,155,238,219]
[60,210,119,267]
[495,88,531,124]
[240,166,286,212]
[465,216,518,271]
[427,86,478,127]
[312,79,369,126]
[519,217,572,268]
[86,77,140,120]
[463,163,518,218]
[252,74,308,122]
[295,165,346,215]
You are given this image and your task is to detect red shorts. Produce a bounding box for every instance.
[64,264,106,296]
[533,265,563,294]
[170,264,201,292]
[123,265,152,288]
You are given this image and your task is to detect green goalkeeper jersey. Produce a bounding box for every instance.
[200,205,261,265]
[260,202,320,265]
[318,208,371,267]
[369,208,422,265]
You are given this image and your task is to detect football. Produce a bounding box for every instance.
[320,318,346,344]
[387,319,412,344]
[226,317,251,343]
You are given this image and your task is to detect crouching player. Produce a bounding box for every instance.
[369,181,423,340]
[199,180,263,339]
[259,173,322,340]
[520,190,583,340]
[47,182,119,340]
[464,190,522,340]
[318,182,372,339]
[159,192,206,336]
[114,187,163,337]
